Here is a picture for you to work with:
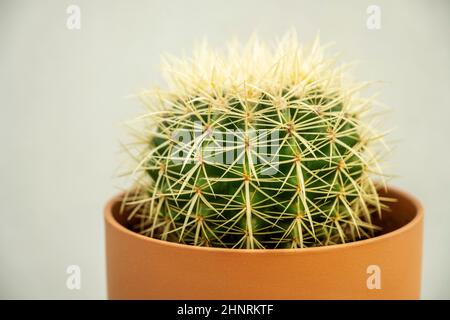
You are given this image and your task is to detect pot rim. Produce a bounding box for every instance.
[104,185,423,254]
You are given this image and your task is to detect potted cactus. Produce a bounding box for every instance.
[104,33,423,299]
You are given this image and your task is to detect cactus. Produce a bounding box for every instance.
[123,32,388,249]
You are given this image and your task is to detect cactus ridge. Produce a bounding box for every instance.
[123,32,389,249]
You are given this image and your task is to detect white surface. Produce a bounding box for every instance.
[0,0,449,299]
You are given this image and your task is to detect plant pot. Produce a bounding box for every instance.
[104,186,423,300]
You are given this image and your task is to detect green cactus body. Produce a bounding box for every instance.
[124,33,387,249]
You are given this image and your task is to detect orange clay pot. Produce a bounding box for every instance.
[104,186,423,300]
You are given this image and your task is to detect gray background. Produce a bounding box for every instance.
[0,0,449,299]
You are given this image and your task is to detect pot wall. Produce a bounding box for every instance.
[104,187,423,299]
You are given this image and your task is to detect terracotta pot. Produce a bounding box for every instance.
[104,186,423,299]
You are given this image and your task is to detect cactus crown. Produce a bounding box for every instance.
[123,32,388,249]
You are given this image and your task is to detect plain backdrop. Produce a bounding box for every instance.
[0,0,449,299]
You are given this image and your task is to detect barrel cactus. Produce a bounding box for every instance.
[123,32,388,249]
